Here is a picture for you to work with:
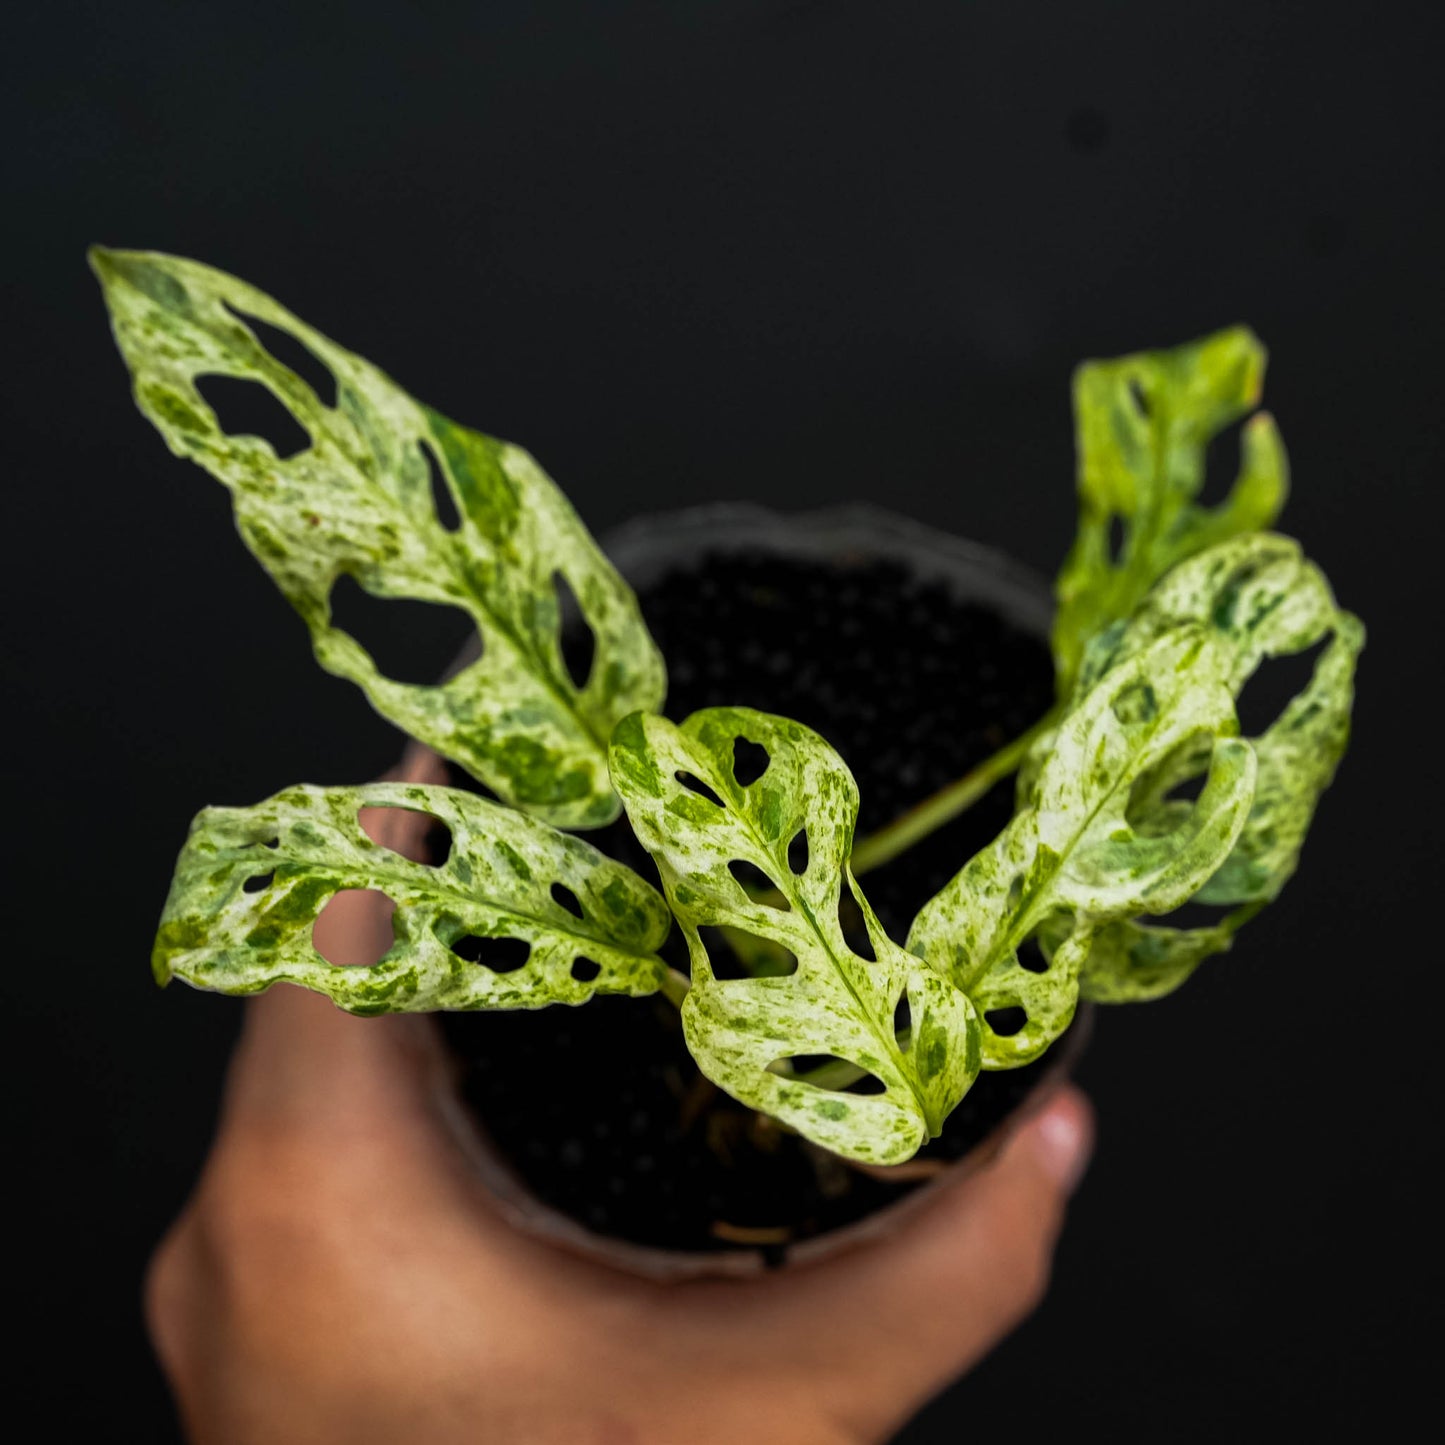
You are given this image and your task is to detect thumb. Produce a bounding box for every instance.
[791,1086,1094,1440]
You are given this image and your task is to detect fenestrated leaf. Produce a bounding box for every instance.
[154,782,674,1016]
[92,249,665,829]
[908,627,1259,1066]
[1066,533,1362,1001]
[610,707,980,1165]
[1059,909,1254,1004]
[1053,326,1288,697]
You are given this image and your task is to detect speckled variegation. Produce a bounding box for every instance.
[610,707,980,1165]
[908,627,1259,1066]
[154,782,672,1015]
[91,249,664,829]
[1053,326,1288,697]
[1064,533,1363,1001]
[107,259,1362,1158]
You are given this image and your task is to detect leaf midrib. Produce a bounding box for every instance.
[964,634,1208,991]
[219,851,664,963]
[711,761,934,1131]
[144,270,606,758]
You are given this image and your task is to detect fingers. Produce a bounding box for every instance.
[223,989,439,1120]
[782,1086,1095,1438]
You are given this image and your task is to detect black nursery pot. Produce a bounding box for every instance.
[436,505,1090,1280]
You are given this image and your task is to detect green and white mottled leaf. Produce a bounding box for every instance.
[1057,909,1255,1004]
[908,628,1259,1066]
[1065,533,1363,1001]
[610,707,980,1165]
[154,782,673,1016]
[93,249,664,828]
[1053,326,1288,697]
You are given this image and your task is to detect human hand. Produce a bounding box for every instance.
[146,775,1094,1445]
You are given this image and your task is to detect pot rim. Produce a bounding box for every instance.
[430,502,1082,1282]
[602,501,1055,638]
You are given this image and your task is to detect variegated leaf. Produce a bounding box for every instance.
[1066,534,1363,1001]
[1059,909,1255,1004]
[92,249,665,828]
[1053,326,1288,696]
[908,628,1259,1066]
[610,707,980,1165]
[154,782,674,1015]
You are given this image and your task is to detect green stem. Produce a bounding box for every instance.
[849,709,1060,877]
[791,1057,868,1090]
[659,966,691,1009]
[716,708,1058,979]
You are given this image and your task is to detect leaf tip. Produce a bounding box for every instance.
[1219,321,1265,352]
[87,245,127,301]
[1214,323,1268,404]
[87,244,147,290]
[150,943,175,988]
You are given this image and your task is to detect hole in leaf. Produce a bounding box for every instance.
[262,836,280,849]
[1127,377,1151,419]
[1235,637,1329,738]
[359,806,452,867]
[768,1055,887,1095]
[985,1006,1028,1036]
[195,374,311,459]
[421,817,454,867]
[838,888,876,960]
[571,956,602,983]
[728,859,789,911]
[423,439,462,532]
[1163,772,1206,806]
[328,574,477,685]
[1143,898,1237,931]
[553,571,596,691]
[697,925,798,980]
[676,771,725,809]
[787,828,809,876]
[1111,680,1158,726]
[1201,417,1247,509]
[450,933,531,974]
[894,991,913,1045]
[1126,733,1213,830]
[1017,936,1049,974]
[654,923,690,975]
[732,736,770,787]
[551,882,586,920]
[1107,514,1128,567]
[242,870,274,894]
[314,888,397,966]
[224,303,338,408]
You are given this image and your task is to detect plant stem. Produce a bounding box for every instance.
[849,709,1059,877]
[659,967,691,1009]
[712,710,1057,981]
[792,1057,870,1090]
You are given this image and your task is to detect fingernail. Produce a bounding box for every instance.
[1026,1092,1093,1195]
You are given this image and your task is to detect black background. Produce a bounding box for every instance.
[6,3,1441,1439]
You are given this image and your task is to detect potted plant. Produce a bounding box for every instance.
[93,248,1362,1274]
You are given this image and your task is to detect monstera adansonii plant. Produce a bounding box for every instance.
[96,249,1362,1167]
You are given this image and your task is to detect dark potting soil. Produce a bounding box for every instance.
[440,545,1062,1255]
